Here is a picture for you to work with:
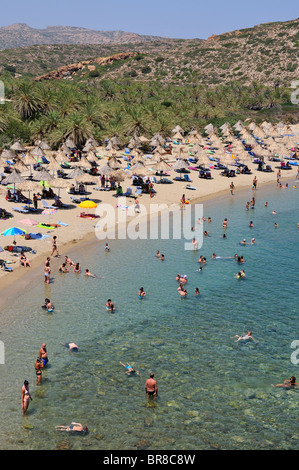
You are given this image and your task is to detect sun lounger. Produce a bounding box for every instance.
[22,205,38,212]
[94,186,110,191]
[70,196,82,203]
[184,175,192,183]
[12,206,29,213]
[41,200,56,209]
[0,261,13,272]
[123,187,138,198]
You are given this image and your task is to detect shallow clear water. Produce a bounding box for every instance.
[0,181,298,450]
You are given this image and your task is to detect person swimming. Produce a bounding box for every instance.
[194,288,200,296]
[61,342,80,353]
[274,376,299,389]
[120,362,139,376]
[235,269,246,279]
[233,331,258,343]
[56,423,88,433]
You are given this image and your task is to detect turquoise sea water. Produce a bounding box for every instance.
[0,181,298,450]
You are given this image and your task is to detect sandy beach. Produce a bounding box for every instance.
[0,146,296,301]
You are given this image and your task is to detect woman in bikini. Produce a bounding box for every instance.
[35,358,43,385]
[73,262,81,273]
[44,259,51,284]
[21,380,32,415]
[19,251,31,268]
[51,236,60,258]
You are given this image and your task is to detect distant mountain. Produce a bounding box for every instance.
[0,23,166,49]
[0,18,298,88]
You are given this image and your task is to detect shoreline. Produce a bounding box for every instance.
[0,172,293,312]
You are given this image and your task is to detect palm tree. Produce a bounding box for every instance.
[81,98,110,129]
[61,112,94,148]
[0,112,8,133]
[99,79,117,102]
[36,83,56,114]
[13,82,41,119]
[123,105,149,137]
[56,86,80,118]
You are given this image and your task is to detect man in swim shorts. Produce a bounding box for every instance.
[38,343,49,366]
[145,373,158,400]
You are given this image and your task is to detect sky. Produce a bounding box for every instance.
[1,0,298,39]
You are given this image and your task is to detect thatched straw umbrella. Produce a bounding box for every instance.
[1,148,16,161]
[73,157,93,170]
[31,146,44,158]
[172,125,185,135]
[46,157,62,176]
[132,167,152,177]
[17,180,41,205]
[49,178,75,197]
[75,174,98,184]
[82,142,95,153]
[67,167,85,179]
[10,140,26,152]
[86,151,98,163]
[13,158,29,174]
[3,169,24,185]
[108,157,122,169]
[105,148,119,157]
[33,168,54,182]
[130,160,146,170]
[36,140,51,150]
[98,164,113,176]
[23,152,37,166]
[54,151,68,164]
[172,132,184,142]
[153,159,172,179]
[128,136,142,149]
[153,159,171,172]
[172,159,190,177]
[109,169,127,182]
[3,169,25,192]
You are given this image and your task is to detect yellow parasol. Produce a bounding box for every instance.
[78,200,98,209]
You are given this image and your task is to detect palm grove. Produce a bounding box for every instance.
[0,73,293,149]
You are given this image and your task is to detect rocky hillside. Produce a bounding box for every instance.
[0,18,298,87]
[0,23,165,49]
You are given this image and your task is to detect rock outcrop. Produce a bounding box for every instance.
[35,52,137,81]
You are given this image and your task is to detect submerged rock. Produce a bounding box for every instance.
[186,410,199,418]
[136,438,149,450]
[144,416,153,427]
[56,439,72,450]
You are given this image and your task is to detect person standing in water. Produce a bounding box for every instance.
[38,343,49,367]
[35,358,43,385]
[145,373,158,400]
[21,380,32,415]
[51,236,60,258]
